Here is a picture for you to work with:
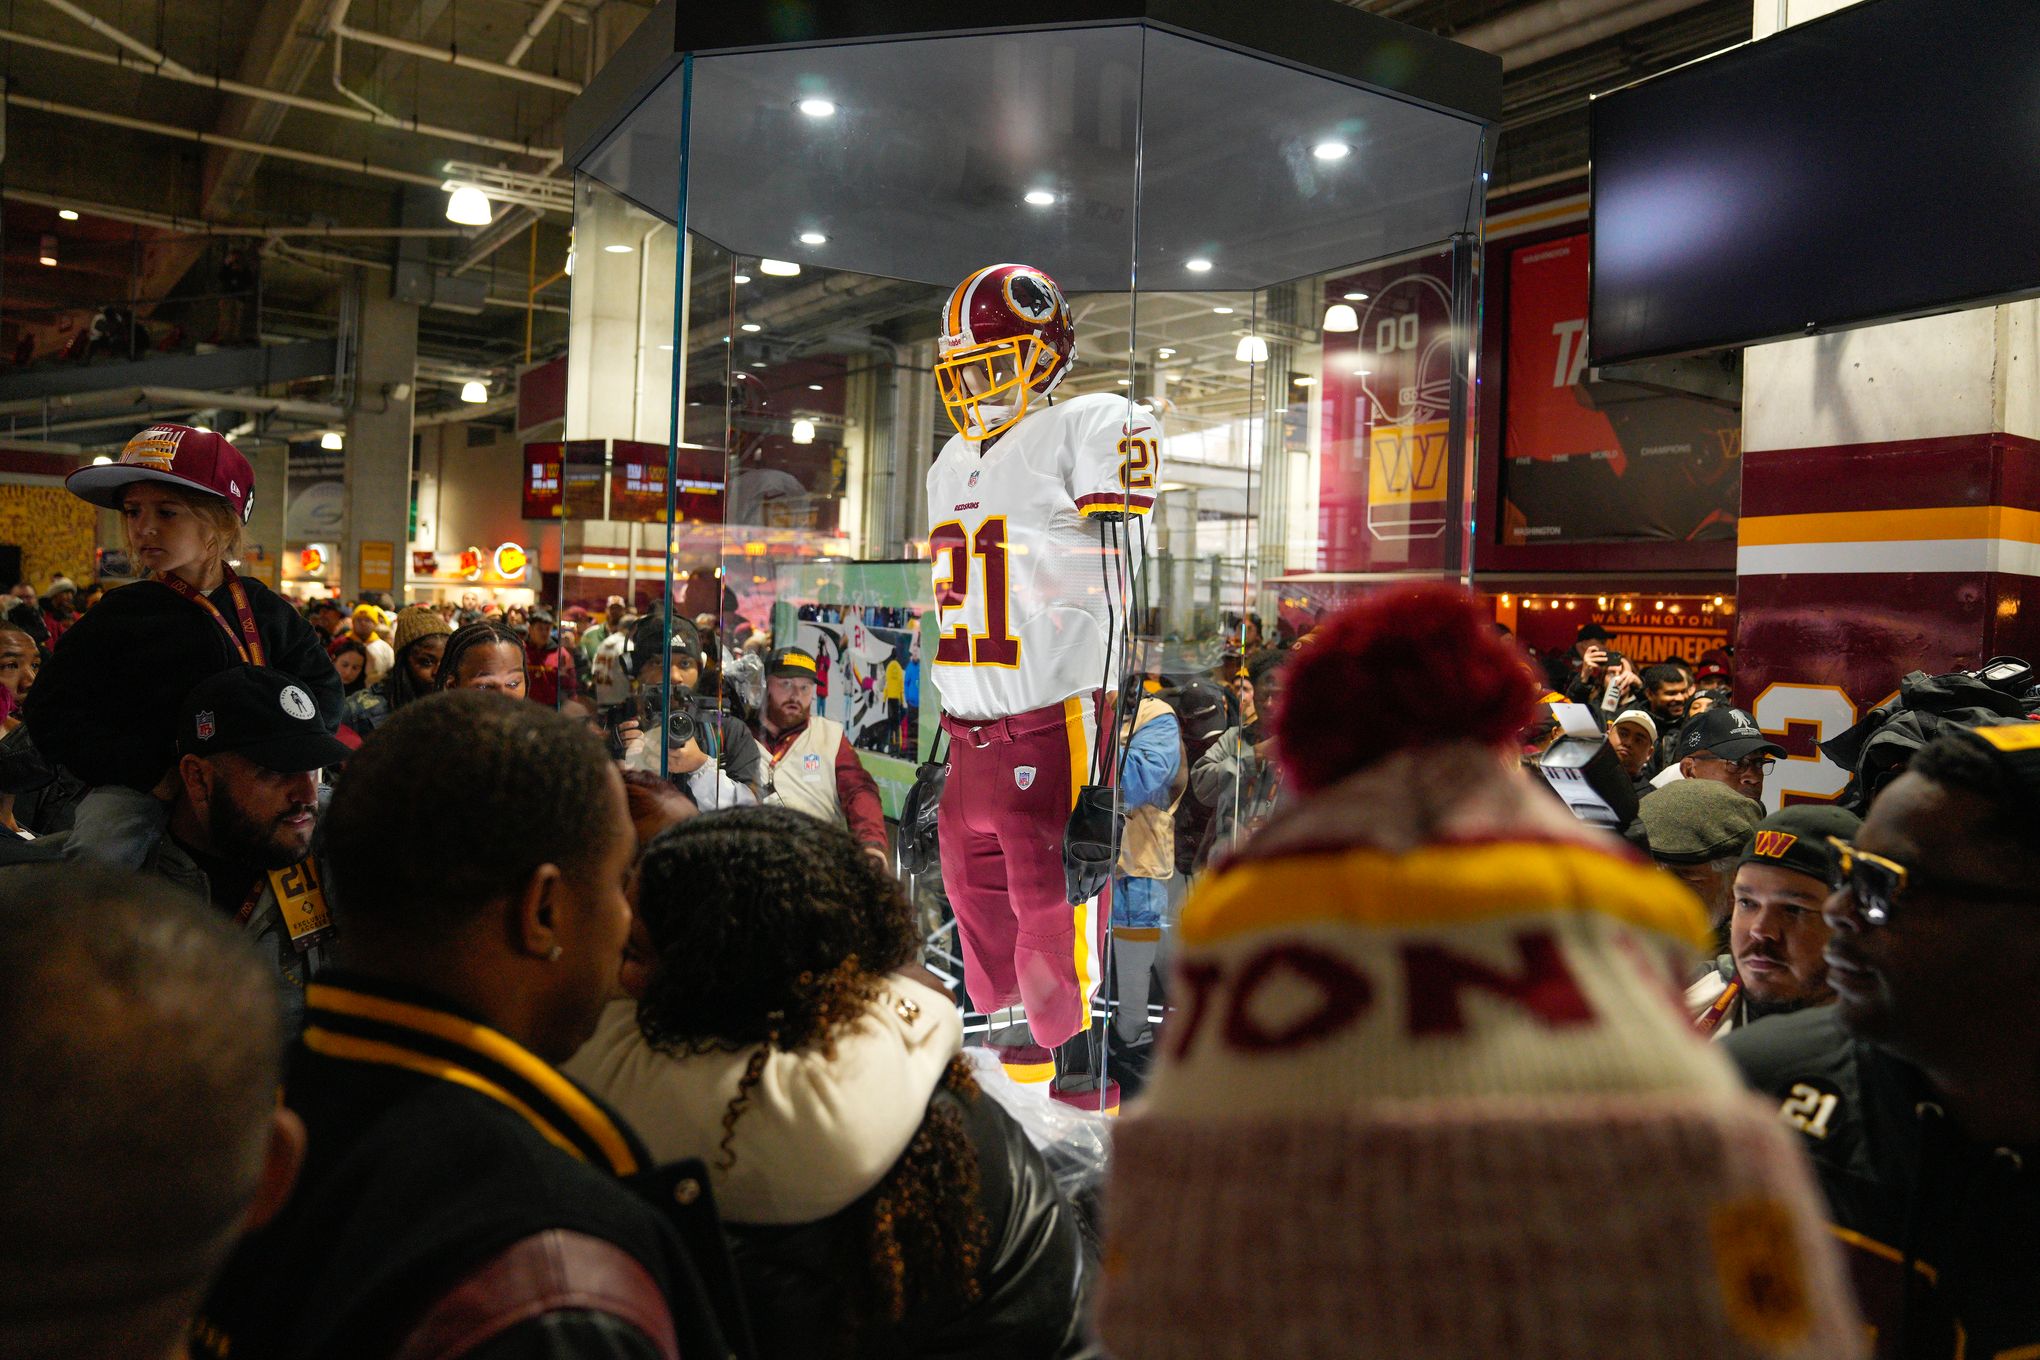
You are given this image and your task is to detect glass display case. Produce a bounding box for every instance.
[561,2,1498,1099]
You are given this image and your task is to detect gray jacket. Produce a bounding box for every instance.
[1190,726,1283,859]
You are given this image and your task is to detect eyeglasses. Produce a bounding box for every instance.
[1697,752,1776,776]
[1825,835,1907,926]
[1825,835,2036,927]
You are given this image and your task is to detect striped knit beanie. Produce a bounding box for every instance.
[1095,584,1862,1360]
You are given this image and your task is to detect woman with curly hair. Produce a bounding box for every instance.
[566,807,1088,1359]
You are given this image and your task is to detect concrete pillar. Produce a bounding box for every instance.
[1737,0,2040,810]
[343,278,418,602]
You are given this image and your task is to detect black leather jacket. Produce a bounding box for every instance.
[727,1084,1090,1360]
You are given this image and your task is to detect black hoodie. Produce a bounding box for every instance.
[25,574,342,789]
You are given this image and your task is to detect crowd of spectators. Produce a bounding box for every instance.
[4,422,2036,1360]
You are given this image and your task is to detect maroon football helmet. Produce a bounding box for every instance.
[934,263,1076,439]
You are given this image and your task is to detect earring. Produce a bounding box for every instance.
[547,946,563,962]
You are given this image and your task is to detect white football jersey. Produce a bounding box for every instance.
[926,391,1161,720]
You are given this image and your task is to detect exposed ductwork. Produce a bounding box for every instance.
[0,386,347,424]
[6,91,446,189]
[328,0,582,95]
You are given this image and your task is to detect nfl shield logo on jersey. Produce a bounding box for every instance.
[1014,766,1036,790]
[802,753,822,772]
[968,469,980,487]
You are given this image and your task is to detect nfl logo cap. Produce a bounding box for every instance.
[1679,705,1787,763]
[179,666,349,773]
[768,647,819,679]
[67,423,256,524]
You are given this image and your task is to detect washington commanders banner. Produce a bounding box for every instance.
[1315,252,1454,573]
[1501,233,1740,546]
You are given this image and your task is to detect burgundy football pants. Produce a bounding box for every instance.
[939,692,1109,1049]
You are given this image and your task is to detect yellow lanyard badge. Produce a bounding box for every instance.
[268,859,334,954]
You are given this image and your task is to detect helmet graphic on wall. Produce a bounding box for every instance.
[934,263,1076,440]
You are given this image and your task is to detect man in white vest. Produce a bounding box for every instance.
[758,647,888,866]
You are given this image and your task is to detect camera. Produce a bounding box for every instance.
[637,692,701,751]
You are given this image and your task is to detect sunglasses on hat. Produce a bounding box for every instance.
[1826,834,2035,927]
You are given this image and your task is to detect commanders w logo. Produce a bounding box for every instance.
[1752,831,1799,859]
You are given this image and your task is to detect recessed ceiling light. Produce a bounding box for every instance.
[796,97,837,118]
[1185,258,1213,273]
[1293,376,1317,386]
[808,383,824,391]
[1312,141,1351,161]
[1117,378,1132,386]
[798,231,827,246]
[1352,368,1372,376]
[1213,306,1234,315]
[740,322,762,333]
[733,273,752,284]
[603,243,634,254]
[1343,291,1369,301]
[57,208,79,221]
[750,361,767,369]
[1023,189,1057,206]
[1156,348,1176,358]
[759,259,801,277]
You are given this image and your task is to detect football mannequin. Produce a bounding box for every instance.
[926,262,1161,1100]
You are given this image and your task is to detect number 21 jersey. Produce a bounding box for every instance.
[926,391,1161,721]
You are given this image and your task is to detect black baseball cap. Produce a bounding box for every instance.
[1575,623,1613,644]
[1739,804,1862,883]
[526,606,555,625]
[768,646,819,680]
[1679,705,1788,763]
[178,666,350,773]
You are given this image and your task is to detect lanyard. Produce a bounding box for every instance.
[157,567,267,666]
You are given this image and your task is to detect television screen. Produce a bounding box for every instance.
[1589,0,2040,366]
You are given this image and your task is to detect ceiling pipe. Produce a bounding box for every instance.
[2,187,468,239]
[5,92,445,189]
[1454,0,1714,70]
[0,26,556,159]
[504,0,567,67]
[0,387,346,423]
[450,206,540,276]
[1495,0,1714,70]
[327,0,581,95]
[35,0,198,78]
[415,394,517,426]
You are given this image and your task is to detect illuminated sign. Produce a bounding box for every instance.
[493,541,530,578]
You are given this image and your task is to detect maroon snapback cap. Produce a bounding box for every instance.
[66,424,256,523]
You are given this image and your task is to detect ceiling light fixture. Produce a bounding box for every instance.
[796,97,837,118]
[733,273,751,284]
[758,258,801,277]
[1117,378,1132,386]
[1235,336,1269,363]
[1343,291,1369,301]
[1024,189,1057,206]
[37,236,57,267]
[740,322,762,333]
[1212,306,1234,315]
[1312,141,1351,160]
[1185,257,1213,273]
[1156,347,1176,358]
[1293,375,1316,386]
[320,431,343,451]
[808,383,824,391]
[444,185,493,226]
[791,418,817,444]
[459,380,488,404]
[1351,367,1372,376]
[603,243,634,254]
[798,230,827,246]
[1322,303,1359,332]
[57,208,79,222]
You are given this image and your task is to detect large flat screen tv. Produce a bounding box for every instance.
[1588,0,2040,366]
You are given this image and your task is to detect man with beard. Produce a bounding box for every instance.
[756,646,887,866]
[1687,804,1859,1038]
[67,666,348,1032]
[1726,725,2040,1358]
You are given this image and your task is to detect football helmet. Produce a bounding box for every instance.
[934,263,1075,440]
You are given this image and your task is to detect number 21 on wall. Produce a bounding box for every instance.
[930,516,1021,668]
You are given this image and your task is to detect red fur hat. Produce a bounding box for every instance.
[1275,581,1541,794]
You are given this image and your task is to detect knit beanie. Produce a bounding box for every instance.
[391,606,451,655]
[1096,583,1862,1360]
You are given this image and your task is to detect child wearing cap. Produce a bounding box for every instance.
[28,424,343,808]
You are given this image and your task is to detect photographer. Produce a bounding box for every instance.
[618,617,764,810]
